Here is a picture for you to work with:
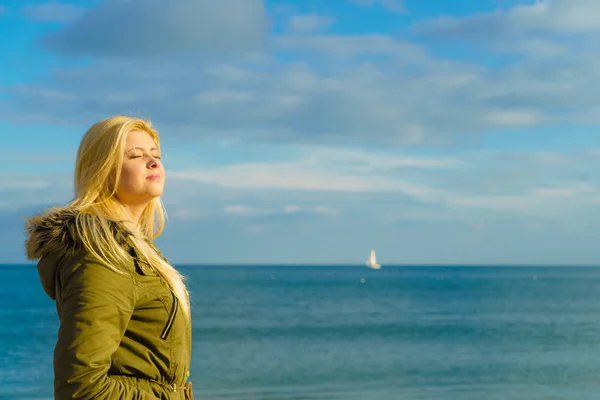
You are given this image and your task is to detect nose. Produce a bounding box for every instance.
[147,155,161,169]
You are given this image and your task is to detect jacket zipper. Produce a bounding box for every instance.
[161,292,178,340]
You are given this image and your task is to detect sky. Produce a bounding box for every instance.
[2,0,600,266]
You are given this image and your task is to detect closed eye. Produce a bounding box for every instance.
[127,153,160,160]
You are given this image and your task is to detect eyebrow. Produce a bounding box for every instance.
[126,146,159,152]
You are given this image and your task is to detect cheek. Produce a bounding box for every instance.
[118,164,141,190]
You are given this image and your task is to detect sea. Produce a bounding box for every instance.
[3,264,600,400]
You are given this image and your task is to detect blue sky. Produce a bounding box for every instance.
[2,0,600,265]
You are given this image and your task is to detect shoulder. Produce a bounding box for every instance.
[29,207,139,301]
[26,207,133,261]
[59,249,136,282]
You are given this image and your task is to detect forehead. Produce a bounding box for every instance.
[125,130,158,149]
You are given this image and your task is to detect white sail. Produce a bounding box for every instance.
[365,249,381,269]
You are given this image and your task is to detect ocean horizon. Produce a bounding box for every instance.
[6,263,600,268]
[3,264,600,399]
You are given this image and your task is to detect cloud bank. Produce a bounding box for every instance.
[4,0,600,264]
[40,0,270,57]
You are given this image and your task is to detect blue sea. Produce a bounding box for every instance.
[3,265,600,400]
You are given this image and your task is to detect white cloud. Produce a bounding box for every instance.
[172,163,398,192]
[286,14,335,33]
[223,203,339,218]
[5,144,594,226]
[587,149,600,158]
[0,52,484,146]
[511,151,567,164]
[195,90,254,105]
[530,182,596,197]
[509,0,600,35]
[6,1,600,153]
[3,143,600,266]
[493,37,568,58]
[414,0,600,39]
[12,24,600,149]
[445,181,599,216]
[224,205,266,216]
[283,205,302,214]
[169,150,448,200]
[274,34,425,58]
[162,143,600,223]
[315,147,463,172]
[14,86,79,104]
[160,142,599,225]
[483,110,543,126]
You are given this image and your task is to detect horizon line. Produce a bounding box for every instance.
[3,263,600,268]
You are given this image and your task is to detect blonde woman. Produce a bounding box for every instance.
[25,116,193,400]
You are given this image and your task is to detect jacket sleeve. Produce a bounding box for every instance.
[54,255,158,400]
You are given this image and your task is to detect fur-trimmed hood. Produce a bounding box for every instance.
[25,207,133,299]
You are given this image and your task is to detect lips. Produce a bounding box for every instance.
[146,174,161,181]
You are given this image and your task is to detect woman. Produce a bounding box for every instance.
[25,116,193,400]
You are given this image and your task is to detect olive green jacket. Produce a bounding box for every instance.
[25,208,192,400]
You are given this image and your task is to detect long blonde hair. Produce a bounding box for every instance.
[69,115,189,317]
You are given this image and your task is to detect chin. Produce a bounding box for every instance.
[146,188,164,199]
[147,184,165,196]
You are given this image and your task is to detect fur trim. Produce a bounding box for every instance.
[25,207,133,261]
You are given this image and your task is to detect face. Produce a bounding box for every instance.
[115,130,165,211]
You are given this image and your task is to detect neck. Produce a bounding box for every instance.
[121,204,146,230]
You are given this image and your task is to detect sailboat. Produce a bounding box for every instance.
[365,249,381,270]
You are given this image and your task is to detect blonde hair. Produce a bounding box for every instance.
[70,115,189,317]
